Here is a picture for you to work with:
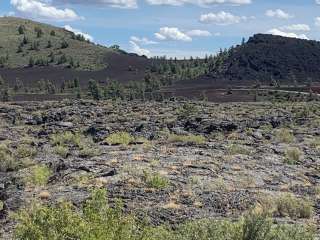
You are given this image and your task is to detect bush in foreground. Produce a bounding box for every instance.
[14,189,316,240]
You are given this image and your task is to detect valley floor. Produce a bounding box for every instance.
[0,100,319,239]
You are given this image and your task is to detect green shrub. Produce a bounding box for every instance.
[177,103,198,119]
[105,132,134,146]
[310,137,320,149]
[144,171,169,189]
[276,129,295,143]
[51,132,81,147]
[168,134,206,145]
[26,165,52,186]
[227,144,251,155]
[284,147,302,165]
[77,137,100,158]
[14,190,315,240]
[0,144,18,172]
[79,146,100,158]
[16,145,36,158]
[54,145,69,158]
[276,193,313,219]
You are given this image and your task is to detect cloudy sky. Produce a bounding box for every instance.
[1,0,320,58]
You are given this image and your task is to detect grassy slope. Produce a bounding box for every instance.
[0,17,115,70]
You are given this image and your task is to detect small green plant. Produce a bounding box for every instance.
[227,144,251,155]
[0,144,18,172]
[143,170,169,189]
[168,134,206,145]
[16,145,36,158]
[26,165,52,186]
[284,147,302,165]
[177,102,198,119]
[310,137,320,149]
[51,132,81,147]
[276,129,295,143]
[0,200,4,211]
[105,132,134,146]
[79,146,100,158]
[276,193,313,219]
[54,146,69,158]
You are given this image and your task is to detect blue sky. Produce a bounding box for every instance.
[1,0,320,58]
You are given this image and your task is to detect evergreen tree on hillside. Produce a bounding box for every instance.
[1,88,10,102]
[88,79,101,100]
[47,40,52,48]
[18,25,25,35]
[17,45,23,53]
[22,35,28,45]
[34,27,43,38]
[29,56,35,67]
[61,40,69,49]
[0,75,4,86]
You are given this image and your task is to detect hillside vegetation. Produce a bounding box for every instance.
[0,17,116,70]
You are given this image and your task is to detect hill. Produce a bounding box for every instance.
[163,34,320,100]
[0,17,153,96]
[0,16,115,70]
[203,34,320,85]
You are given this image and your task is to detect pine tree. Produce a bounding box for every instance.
[1,88,9,102]
[88,79,101,100]
[17,45,23,53]
[0,75,4,86]
[47,40,52,48]
[22,35,28,45]
[29,57,35,67]
[18,25,25,35]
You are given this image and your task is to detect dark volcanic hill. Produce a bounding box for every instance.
[174,34,320,89]
[219,34,320,84]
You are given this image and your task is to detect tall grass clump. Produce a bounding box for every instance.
[14,189,315,240]
[0,144,17,172]
[51,132,81,147]
[168,134,206,145]
[105,132,134,146]
[276,129,295,143]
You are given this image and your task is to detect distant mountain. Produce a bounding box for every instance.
[207,34,320,84]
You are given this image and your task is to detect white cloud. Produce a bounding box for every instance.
[315,17,320,27]
[130,36,158,45]
[64,25,94,41]
[279,24,310,32]
[154,27,214,42]
[145,0,251,6]
[186,29,212,37]
[265,9,293,20]
[146,0,187,6]
[155,27,192,41]
[267,28,308,40]
[199,0,251,5]
[129,41,151,57]
[316,0,320,4]
[54,0,137,9]
[10,0,82,21]
[200,11,249,25]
